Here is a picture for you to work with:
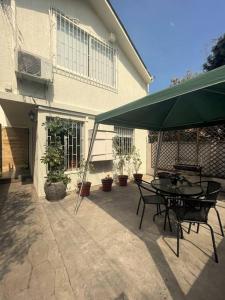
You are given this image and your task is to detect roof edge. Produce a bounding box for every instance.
[106,0,153,83]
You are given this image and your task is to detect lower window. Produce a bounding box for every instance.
[47,117,83,170]
[114,126,134,154]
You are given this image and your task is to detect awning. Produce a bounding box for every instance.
[96,65,225,131]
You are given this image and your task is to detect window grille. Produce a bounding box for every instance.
[55,10,117,89]
[114,126,134,154]
[47,118,83,171]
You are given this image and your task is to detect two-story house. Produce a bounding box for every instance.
[0,0,152,196]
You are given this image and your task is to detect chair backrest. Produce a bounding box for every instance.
[135,180,156,199]
[206,181,221,201]
[178,197,215,222]
[157,172,172,179]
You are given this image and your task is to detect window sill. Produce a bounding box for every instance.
[64,170,79,175]
[53,66,118,93]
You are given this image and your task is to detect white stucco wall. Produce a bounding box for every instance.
[0,0,150,196]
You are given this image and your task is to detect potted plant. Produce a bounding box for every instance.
[101,174,113,192]
[41,138,71,201]
[113,137,129,186]
[132,146,143,183]
[77,158,94,197]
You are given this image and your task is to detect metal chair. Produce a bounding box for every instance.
[172,197,218,263]
[194,181,224,236]
[136,180,171,230]
[157,172,174,179]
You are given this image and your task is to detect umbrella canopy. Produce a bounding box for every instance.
[96,65,225,131]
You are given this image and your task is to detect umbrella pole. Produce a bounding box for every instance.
[154,131,163,178]
[74,122,99,214]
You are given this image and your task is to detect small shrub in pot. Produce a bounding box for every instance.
[132,146,143,183]
[76,159,94,197]
[113,137,130,186]
[101,175,113,192]
[41,118,71,201]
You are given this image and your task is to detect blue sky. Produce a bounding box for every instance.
[110,0,225,93]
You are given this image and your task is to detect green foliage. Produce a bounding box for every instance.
[41,141,64,170]
[131,146,142,173]
[46,170,71,186]
[203,34,225,71]
[112,136,132,175]
[76,158,94,182]
[41,118,71,186]
[170,70,199,86]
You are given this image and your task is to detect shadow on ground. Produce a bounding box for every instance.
[87,183,225,300]
[0,183,40,280]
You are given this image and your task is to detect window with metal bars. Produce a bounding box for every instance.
[47,117,83,171]
[55,10,117,89]
[114,126,134,154]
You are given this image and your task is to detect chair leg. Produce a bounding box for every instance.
[177,222,180,257]
[180,225,184,239]
[164,210,168,231]
[206,223,218,263]
[196,223,200,233]
[139,204,146,230]
[167,210,172,232]
[136,197,141,215]
[188,223,192,234]
[214,207,224,237]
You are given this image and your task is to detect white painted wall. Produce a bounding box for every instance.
[0,0,149,196]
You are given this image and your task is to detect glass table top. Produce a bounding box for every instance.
[151,178,203,196]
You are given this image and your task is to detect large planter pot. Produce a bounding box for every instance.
[101,178,113,192]
[77,181,91,197]
[44,181,66,201]
[118,175,128,186]
[133,173,143,183]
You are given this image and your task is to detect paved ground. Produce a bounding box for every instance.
[0,180,225,300]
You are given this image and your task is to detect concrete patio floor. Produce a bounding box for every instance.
[0,180,225,300]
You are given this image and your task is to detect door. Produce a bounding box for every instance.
[1,127,29,176]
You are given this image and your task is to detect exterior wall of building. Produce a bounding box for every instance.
[0,0,149,196]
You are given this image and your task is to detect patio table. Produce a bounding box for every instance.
[151,178,203,197]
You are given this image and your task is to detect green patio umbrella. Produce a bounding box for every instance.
[75,65,225,213]
[96,65,225,131]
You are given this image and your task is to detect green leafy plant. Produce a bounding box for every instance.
[113,136,131,176]
[41,118,71,186]
[131,146,142,174]
[77,158,94,183]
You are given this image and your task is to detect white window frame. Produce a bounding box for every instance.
[115,126,134,154]
[52,9,118,91]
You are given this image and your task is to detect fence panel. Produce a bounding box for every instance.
[150,125,225,178]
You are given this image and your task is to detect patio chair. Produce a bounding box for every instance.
[172,197,218,263]
[157,172,173,179]
[136,180,171,230]
[192,181,224,237]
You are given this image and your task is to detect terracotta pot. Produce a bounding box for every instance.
[77,181,91,197]
[101,178,113,192]
[44,181,66,201]
[133,173,143,183]
[118,175,128,186]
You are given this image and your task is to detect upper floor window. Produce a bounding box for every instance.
[55,11,117,89]
[114,126,134,154]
